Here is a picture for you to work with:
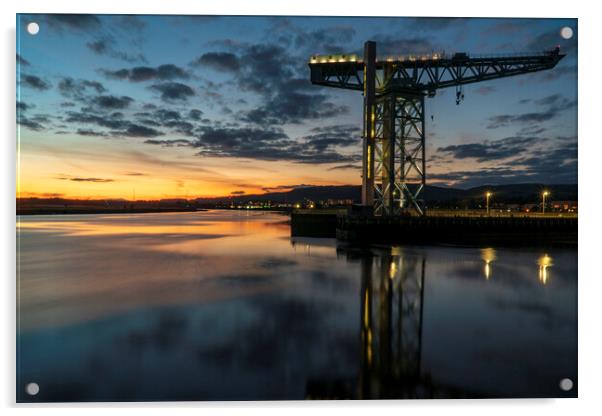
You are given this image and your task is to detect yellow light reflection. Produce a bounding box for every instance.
[367,144,372,179]
[363,291,370,327]
[366,329,373,365]
[481,247,496,280]
[389,260,397,279]
[538,254,553,285]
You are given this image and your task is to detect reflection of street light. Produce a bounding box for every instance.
[481,247,496,280]
[538,254,553,284]
[486,192,492,215]
[542,191,550,214]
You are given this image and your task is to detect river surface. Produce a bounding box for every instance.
[16,210,577,401]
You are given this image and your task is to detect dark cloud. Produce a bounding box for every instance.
[87,39,111,53]
[21,74,51,91]
[197,39,348,125]
[292,26,356,54]
[209,43,294,96]
[149,82,195,102]
[65,110,162,138]
[514,138,577,181]
[191,124,358,164]
[431,138,577,187]
[57,176,114,183]
[486,94,576,129]
[23,192,65,198]
[437,136,539,162]
[65,111,130,130]
[534,94,565,106]
[120,124,164,138]
[188,109,203,120]
[115,15,146,32]
[153,109,181,122]
[101,64,191,82]
[133,109,195,136]
[163,120,195,136]
[144,139,191,147]
[429,167,530,188]
[58,77,106,100]
[87,37,146,63]
[486,111,560,129]
[17,117,44,131]
[256,20,356,57]
[17,101,31,112]
[261,184,317,192]
[17,53,30,66]
[90,95,134,110]
[230,190,246,195]
[29,114,51,124]
[192,52,240,72]
[17,102,48,131]
[194,125,287,149]
[300,125,360,151]
[76,129,108,137]
[328,164,361,171]
[242,92,348,125]
[42,14,102,32]
[516,125,547,136]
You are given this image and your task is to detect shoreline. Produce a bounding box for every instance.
[16,207,292,216]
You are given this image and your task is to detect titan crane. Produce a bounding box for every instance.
[308,41,565,215]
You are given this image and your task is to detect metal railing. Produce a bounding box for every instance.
[425,209,577,219]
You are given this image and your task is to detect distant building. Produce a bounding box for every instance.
[521,203,538,213]
[551,200,578,212]
[325,198,354,206]
[505,203,521,212]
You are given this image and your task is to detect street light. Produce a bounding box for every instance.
[542,191,550,214]
[486,191,492,215]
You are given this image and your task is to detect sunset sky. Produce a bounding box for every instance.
[17,14,577,200]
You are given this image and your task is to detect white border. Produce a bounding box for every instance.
[3,1,601,414]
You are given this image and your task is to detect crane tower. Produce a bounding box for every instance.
[309,41,565,215]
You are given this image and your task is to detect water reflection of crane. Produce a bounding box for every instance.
[306,245,471,399]
[303,243,559,399]
[358,247,427,399]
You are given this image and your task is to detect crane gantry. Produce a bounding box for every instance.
[309,41,565,215]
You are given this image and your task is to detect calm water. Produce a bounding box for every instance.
[16,210,577,401]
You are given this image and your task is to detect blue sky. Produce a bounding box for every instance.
[16,14,577,199]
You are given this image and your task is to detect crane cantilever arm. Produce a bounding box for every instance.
[309,49,566,93]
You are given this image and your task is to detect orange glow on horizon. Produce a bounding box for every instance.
[16,133,359,200]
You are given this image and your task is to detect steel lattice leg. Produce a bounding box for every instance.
[373,93,426,216]
[396,94,426,215]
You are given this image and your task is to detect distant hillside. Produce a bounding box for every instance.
[464,184,578,202]
[197,185,361,204]
[198,183,577,204]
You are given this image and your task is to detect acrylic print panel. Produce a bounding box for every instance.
[16,14,578,402]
